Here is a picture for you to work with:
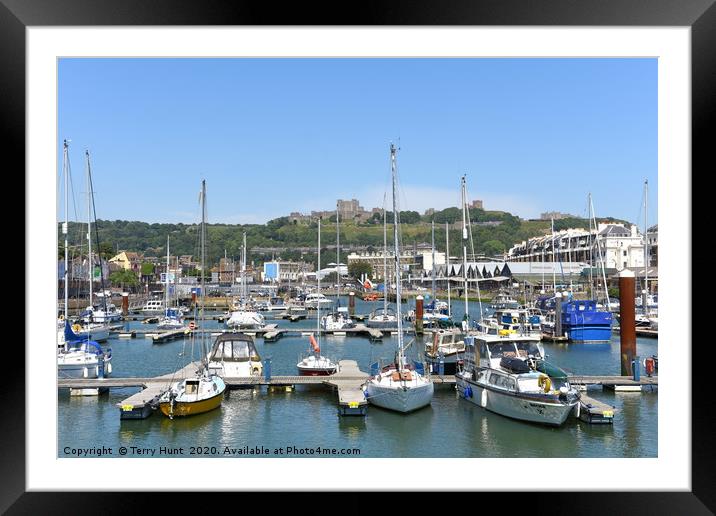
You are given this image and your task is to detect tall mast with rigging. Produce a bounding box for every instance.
[86,151,93,304]
[643,179,649,310]
[461,175,469,322]
[200,180,207,369]
[62,140,70,321]
[390,143,405,364]
[445,222,451,318]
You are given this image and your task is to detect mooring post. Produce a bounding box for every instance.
[348,291,355,316]
[415,295,424,335]
[554,292,563,338]
[264,357,272,382]
[121,292,129,316]
[633,355,640,382]
[619,269,636,376]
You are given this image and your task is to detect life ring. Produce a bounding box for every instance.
[189,322,196,330]
[72,324,82,333]
[59,314,64,321]
[537,375,552,393]
[511,317,518,324]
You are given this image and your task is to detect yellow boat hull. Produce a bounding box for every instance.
[158,391,224,418]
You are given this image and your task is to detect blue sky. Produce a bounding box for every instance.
[58,58,657,226]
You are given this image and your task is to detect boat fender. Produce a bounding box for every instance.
[83,367,88,378]
[464,386,473,398]
[538,375,552,393]
[107,362,112,374]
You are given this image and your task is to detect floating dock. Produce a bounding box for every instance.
[576,395,616,424]
[612,326,658,338]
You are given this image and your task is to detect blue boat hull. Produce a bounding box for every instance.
[562,324,612,342]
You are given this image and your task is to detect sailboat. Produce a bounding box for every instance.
[363,143,434,413]
[76,149,111,342]
[57,140,113,379]
[297,218,339,376]
[158,180,226,419]
[367,195,398,329]
[320,203,355,331]
[226,232,266,329]
[157,236,185,330]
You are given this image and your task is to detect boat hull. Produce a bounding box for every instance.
[297,367,335,376]
[158,391,224,418]
[365,380,433,413]
[563,325,612,342]
[456,375,574,426]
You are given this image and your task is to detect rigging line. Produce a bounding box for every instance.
[86,151,109,313]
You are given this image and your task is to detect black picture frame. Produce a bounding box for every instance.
[5,0,711,512]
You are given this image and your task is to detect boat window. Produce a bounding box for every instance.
[488,342,519,358]
[185,381,199,394]
[515,341,541,358]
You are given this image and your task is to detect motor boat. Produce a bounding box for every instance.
[455,333,580,426]
[206,332,262,383]
[425,327,465,375]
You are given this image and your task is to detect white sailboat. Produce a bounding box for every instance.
[157,236,185,330]
[363,143,434,413]
[76,149,111,342]
[367,195,398,329]
[297,218,339,376]
[320,203,355,331]
[57,140,113,379]
[226,232,266,329]
[158,180,226,419]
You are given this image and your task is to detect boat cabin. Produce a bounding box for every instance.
[464,335,544,370]
[208,333,261,363]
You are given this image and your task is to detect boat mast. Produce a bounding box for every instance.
[445,222,451,318]
[643,179,649,311]
[390,143,404,364]
[165,236,170,312]
[317,218,321,344]
[63,140,69,320]
[200,180,207,370]
[241,232,247,303]
[589,195,611,308]
[461,175,469,322]
[86,150,93,305]
[588,193,594,297]
[336,201,340,307]
[431,220,436,302]
[551,217,556,293]
[383,194,388,315]
[86,151,109,315]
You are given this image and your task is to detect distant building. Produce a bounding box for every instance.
[424,208,436,217]
[540,211,577,220]
[262,260,314,282]
[508,223,645,271]
[346,248,445,281]
[108,251,143,273]
[469,200,484,210]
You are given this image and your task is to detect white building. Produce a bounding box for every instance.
[346,249,445,281]
[508,223,645,271]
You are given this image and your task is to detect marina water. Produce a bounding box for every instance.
[58,298,657,458]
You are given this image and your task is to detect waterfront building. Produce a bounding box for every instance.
[261,260,314,282]
[507,223,645,272]
[346,248,445,281]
